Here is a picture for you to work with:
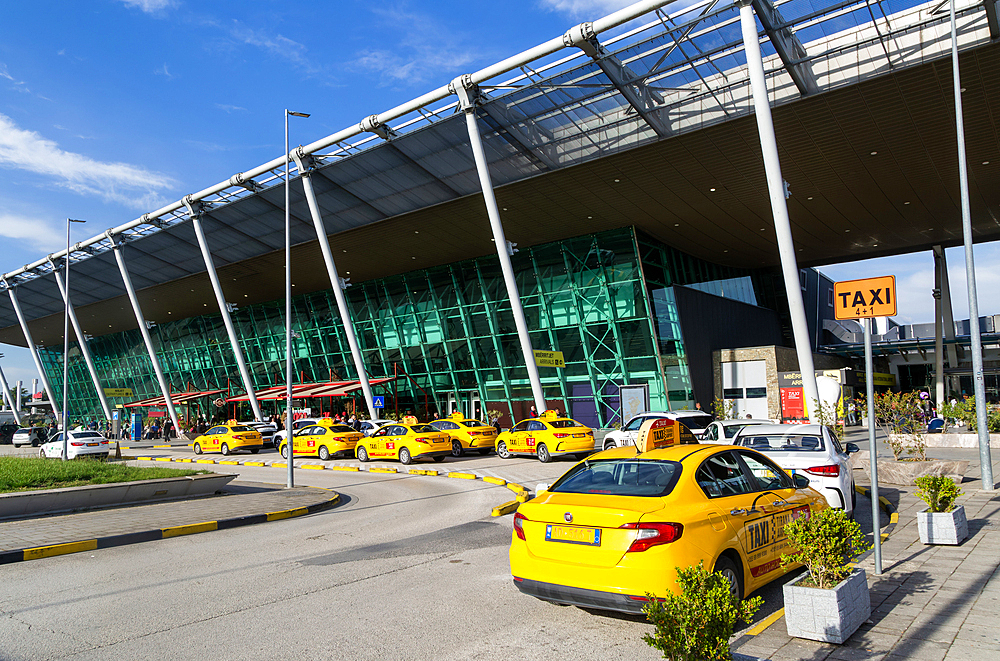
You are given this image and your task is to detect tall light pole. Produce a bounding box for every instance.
[285,109,310,488]
[62,218,86,460]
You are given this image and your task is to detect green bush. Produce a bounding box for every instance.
[781,508,870,589]
[712,398,735,421]
[914,475,961,513]
[859,391,926,460]
[642,562,762,661]
[938,396,1000,433]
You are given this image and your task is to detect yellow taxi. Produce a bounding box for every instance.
[278,418,363,461]
[495,410,594,462]
[429,412,498,457]
[509,418,829,613]
[192,422,263,455]
[355,416,452,464]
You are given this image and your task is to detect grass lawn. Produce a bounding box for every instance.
[0,457,209,494]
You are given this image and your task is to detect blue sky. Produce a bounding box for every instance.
[0,0,997,392]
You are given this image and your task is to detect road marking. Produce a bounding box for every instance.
[746,608,784,636]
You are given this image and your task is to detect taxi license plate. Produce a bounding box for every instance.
[573,433,586,438]
[87,442,100,447]
[546,525,601,546]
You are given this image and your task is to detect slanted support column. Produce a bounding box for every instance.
[50,263,112,422]
[450,74,547,416]
[0,359,21,424]
[186,199,263,422]
[935,246,960,394]
[738,0,820,421]
[108,234,180,432]
[291,150,377,419]
[933,251,945,406]
[3,282,60,425]
[750,0,819,97]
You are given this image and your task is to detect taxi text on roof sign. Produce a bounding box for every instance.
[833,275,896,320]
[634,417,699,453]
[533,350,565,368]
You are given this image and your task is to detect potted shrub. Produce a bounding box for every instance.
[781,507,871,644]
[642,561,762,661]
[915,475,967,545]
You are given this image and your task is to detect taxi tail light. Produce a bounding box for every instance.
[415,437,430,444]
[553,433,569,439]
[805,465,840,477]
[71,441,85,447]
[620,522,683,552]
[513,512,527,541]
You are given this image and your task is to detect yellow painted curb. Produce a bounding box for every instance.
[491,500,519,517]
[267,507,309,521]
[136,456,154,461]
[245,461,266,467]
[370,467,398,474]
[155,457,172,462]
[746,607,785,636]
[408,469,436,475]
[271,462,287,467]
[447,472,477,480]
[162,521,218,538]
[219,460,239,465]
[195,459,216,464]
[302,464,326,470]
[506,482,526,494]
[483,476,506,486]
[517,491,531,503]
[24,539,98,560]
[153,445,172,448]
[328,465,360,472]
[175,458,193,463]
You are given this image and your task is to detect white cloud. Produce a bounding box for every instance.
[214,103,247,114]
[120,0,178,14]
[0,113,176,209]
[228,21,316,73]
[0,213,63,252]
[538,0,638,18]
[154,63,175,79]
[0,63,13,81]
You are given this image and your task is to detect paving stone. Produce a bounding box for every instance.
[887,638,950,661]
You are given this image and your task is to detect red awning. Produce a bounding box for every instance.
[225,378,396,402]
[124,389,225,408]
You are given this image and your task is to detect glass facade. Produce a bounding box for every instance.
[40,227,766,429]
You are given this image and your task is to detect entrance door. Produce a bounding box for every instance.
[447,391,482,419]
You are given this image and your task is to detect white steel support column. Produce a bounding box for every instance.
[935,246,959,392]
[452,75,547,416]
[293,153,376,419]
[51,266,112,422]
[109,236,180,432]
[189,212,263,422]
[0,359,21,424]
[738,1,820,421]
[933,251,945,406]
[4,283,60,424]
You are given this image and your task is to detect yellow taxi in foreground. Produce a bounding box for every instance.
[192,423,263,455]
[495,410,594,462]
[509,418,828,613]
[429,413,498,457]
[279,418,363,460]
[356,417,451,464]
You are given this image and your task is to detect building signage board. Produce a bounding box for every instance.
[533,350,565,368]
[833,276,897,320]
[104,388,134,398]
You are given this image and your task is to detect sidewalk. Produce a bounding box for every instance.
[0,481,339,564]
[735,443,1000,661]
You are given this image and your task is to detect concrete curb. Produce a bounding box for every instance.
[127,453,528,517]
[0,490,341,566]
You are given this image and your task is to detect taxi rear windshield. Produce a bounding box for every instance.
[739,435,825,452]
[462,420,488,427]
[548,459,682,497]
[230,426,254,432]
[548,419,584,429]
[411,424,439,433]
[327,425,356,433]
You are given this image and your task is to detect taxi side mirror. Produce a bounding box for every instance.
[845,442,860,454]
[792,474,810,489]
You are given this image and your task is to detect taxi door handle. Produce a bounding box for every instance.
[772,500,787,507]
[730,508,748,516]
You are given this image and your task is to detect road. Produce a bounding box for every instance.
[0,432,886,660]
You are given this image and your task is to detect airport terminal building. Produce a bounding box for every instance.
[3,0,1000,429]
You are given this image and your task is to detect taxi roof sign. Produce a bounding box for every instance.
[541,410,559,420]
[402,415,418,425]
[634,417,698,453]
[833,275,896,320]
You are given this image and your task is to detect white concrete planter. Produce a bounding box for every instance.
[783,568,870,644]
[917,505,968,545]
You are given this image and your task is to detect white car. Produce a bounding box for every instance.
[272,418,320,449]
[240,421,279,449]
[39,430,111,460]
[701,419,774,444]
[359,418,395,437]
[601,410,715,450]
[732,423,859,516]
[11,427,47,448]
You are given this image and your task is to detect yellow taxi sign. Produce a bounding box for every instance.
[317,417,334,425]
[533,350,565,368]
[541,410,559,420]
[833,275,896,320]
[402,415,418,425]
[448,412,465,421]
[635,417,699,453]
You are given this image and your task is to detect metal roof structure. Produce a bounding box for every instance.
[3,0,1000,347]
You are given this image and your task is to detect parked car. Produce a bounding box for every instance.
[732,423,859,516]
[356,422,451,464]
[359,418,395,437]
[602,410,714,450]
[701,418,774,444]
[11,427,47,448]
[279,419,363,460]
[39,431,111,460]
[495,411,594,462]
[429,413,497,456]
[192,424,263,455]
[240,421,279,449]
[272,418,319,449]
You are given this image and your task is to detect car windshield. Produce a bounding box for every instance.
[327,425,356,433]
[230,426,254,433]
[675,414,713,429]
[740,434,825,452]
[548,459,682,497]
[723,425,749,439]
[462,420,488,427]
[548,419,584,429]
[411,424,438,433]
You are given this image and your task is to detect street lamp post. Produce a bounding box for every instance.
[285,109,310,488]
[62,218,86,460]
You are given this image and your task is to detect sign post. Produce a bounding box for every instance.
[834,276,896,576]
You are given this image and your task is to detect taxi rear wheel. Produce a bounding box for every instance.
[604,441,616,451]
[496,441,510,459]
[280,445,289,459]
[319,446,331,461]
[399,447,412,465]
[536,443,551,463]
[357,446,369,462]
[714,555,743,601]
[193,443,202,455]
[451,440,464,458]
[221,443,230,456]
